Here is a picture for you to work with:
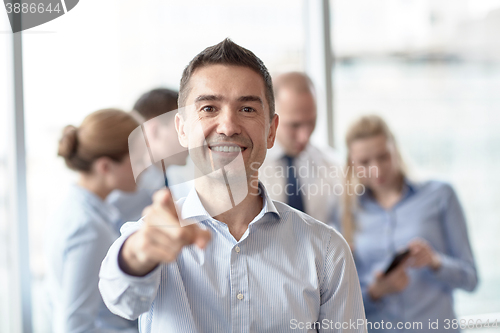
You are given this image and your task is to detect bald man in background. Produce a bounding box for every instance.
[259,72,342,224]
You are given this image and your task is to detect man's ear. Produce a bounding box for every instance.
[146,121,159,141]
[267,114,279,149]
[93,156,112,175]
[175,113,189,148]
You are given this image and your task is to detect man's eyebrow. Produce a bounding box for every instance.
[238,95,263,105]
[194,95,223,103]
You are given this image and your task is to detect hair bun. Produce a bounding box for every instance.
[58,125,78,159]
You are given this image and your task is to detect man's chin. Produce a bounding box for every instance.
[222,167,249,181]
[285,148,302,158]
[200,166,247,181]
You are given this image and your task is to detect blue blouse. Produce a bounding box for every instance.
[44,184,138,333]
[344,180,478,332]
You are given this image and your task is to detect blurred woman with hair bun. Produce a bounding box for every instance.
[44,108,139,333]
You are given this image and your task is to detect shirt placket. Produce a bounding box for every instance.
[230,240,249,333]
[387,208,407,326]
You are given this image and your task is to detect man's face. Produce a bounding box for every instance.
[176,64,278,182]
[275,89,316,157]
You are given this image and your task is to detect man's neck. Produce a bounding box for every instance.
[195,175,263,241]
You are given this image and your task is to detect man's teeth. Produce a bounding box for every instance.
[211,146,243,152]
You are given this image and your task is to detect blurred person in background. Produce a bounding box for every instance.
[107,88,189,227]
[339,114,478,332]
[259,72,341,224]
[44,109,139,333]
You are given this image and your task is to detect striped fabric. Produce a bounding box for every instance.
[99,183,367,332]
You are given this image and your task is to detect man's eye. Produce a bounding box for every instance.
[202,106,215,112]
[378,153,390,162]
[241,107,255,113]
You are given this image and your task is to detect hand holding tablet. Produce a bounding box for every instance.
[384,249,411,276]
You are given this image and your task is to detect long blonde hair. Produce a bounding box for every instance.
[342,115,406,247]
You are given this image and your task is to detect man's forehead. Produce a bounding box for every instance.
[277,91,316,117]
[188,64,266,98]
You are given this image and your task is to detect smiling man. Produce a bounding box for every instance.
[99,39,366,333]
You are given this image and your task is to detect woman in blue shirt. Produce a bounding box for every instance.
[340,115,478,332]
[44,109,139,333]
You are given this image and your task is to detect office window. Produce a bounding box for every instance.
[1,10,19,330]
[12,0,499,330]
[332,0,500,323]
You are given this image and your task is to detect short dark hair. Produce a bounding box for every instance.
[133,88,179,121]
[178,38,275,119]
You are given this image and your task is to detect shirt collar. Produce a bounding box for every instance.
[257,182,280,218]
[359,177,418,206]
[180,186,210,220]
[180,181,280,223]
[401,177,418,198]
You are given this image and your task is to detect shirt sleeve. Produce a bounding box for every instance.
[431,184,478,291]
[98,221,162,321]
[54,225,111,333]
[318,230,367,333]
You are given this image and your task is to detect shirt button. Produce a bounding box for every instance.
[237,293,244,300]
[235,246,241,253]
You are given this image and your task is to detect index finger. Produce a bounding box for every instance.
[152,188,179,220]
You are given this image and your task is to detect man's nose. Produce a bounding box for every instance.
[297,126,312,145]
[216,109,241,137]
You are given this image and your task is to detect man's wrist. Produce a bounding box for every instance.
[118,234,158,277]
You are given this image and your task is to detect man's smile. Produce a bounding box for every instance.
[208,143,247,154]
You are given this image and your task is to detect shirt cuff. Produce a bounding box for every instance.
[430,253,459,283]
[99,222,162,318]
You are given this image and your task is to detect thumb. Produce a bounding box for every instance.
[153,188,179,219]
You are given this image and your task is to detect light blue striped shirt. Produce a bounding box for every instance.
[99,183,367,332]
